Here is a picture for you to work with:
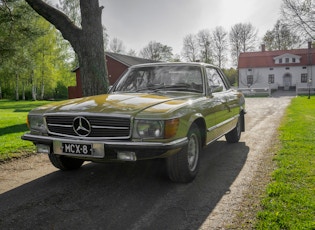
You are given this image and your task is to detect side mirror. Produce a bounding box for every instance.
[211,85,223,93]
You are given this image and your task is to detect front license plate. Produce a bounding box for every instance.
[62,143,92,155]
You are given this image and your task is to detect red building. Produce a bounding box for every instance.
[68,52,155,99]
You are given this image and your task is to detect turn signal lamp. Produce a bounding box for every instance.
[164,118,179,139]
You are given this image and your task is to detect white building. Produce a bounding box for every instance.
[238,42,315,93]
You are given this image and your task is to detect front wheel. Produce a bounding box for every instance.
[166,124,201,183]
[48,152,84,170]
[225,116,241,143]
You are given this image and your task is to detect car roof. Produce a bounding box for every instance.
[129,62,218,69]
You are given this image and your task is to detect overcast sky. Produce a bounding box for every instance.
[100,0,283,56]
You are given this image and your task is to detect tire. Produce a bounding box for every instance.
[225,116,241,143]
[48,152,84,170]
[166,123,201,183]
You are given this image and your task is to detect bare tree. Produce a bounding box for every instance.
[25,0,108,96]
[263,20,301,50]
[212,26,228,68]
[197,29,212,63]
[229,23,258,66]
[182,34,199,62]
[127,49,137,57]
[140,41,173,61]
[229,24,242,66]
[109,37,125,54]
[282,0,315,40]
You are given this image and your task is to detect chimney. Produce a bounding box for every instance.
[261,44,265,52]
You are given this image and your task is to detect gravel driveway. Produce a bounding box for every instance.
[0,94,293,229]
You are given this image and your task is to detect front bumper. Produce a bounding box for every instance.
[21,133,188,161]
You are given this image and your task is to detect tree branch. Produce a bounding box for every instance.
[24,0,82,51]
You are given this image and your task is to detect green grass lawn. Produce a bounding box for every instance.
[0,99,50,161]
[256,96,315,229]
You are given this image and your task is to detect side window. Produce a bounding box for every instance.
[206,68,226,92]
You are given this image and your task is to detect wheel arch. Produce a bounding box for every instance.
[240,109,246,132]
[189,117,206,148]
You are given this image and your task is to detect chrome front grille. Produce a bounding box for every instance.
[45,115,131,139]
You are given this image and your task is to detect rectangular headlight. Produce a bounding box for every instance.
[28,115,47,133]
[133,118,179,139]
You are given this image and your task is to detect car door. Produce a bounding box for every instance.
[216,68,241,119]
[204,67,238,142]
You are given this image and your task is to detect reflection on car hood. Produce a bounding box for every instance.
[30,93,200,117]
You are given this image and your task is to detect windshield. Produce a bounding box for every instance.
[113,65,203,93]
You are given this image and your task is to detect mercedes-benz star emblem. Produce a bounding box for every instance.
[73,116,91,136]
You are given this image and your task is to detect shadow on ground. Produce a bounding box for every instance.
[0,141,249,230]
[0,124,28,136]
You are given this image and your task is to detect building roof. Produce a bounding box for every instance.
[72,52,156,72]
[106,52,156,66]
[238,47,315,69]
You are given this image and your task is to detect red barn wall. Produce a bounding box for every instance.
[68,56,128,99]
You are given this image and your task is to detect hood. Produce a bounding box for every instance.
[30,93,198,117]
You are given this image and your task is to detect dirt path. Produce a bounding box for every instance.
[0,96,293,229]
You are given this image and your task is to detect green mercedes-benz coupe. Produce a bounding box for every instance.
[22,62,245,183]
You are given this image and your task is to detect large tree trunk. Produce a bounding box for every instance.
[76,1,108,96]
[25,0,108,97]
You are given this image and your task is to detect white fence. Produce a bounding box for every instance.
[296,87,315,95]
[237,87,271,96]
[238,87,315,96]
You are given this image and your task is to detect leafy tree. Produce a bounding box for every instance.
[140,41,173,61]
[281,0,315,40]
[222,68,238,86]
[229,23,258,66]
[182,34,199,62]
[55,81,68,99]
[212,26,228,68]
[57,0,80,27]
[25,0,109,96]
[0,0,75,100]
[0,0,15,62]
[263,20,301,50]
[1,0,43,100]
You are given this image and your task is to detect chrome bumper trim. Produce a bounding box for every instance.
[21,133,188,150]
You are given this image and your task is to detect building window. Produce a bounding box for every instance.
[247,75,253,85]
[301,73,308,83]
[302,66,307,69]
[248,68,252,72]
[279,59,283,64]
[268,74,275,84]
[285,67,290,70]
[285,58,290,63]
[269,68,274,71]
[292,58,296,63]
